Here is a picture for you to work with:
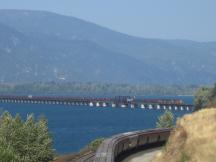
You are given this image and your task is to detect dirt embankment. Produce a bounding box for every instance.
[152,108,216,162]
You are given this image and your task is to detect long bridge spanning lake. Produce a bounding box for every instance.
[0,95,194,111]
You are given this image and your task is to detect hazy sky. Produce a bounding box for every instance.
[0,0,215,41]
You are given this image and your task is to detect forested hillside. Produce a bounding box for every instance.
[0,9,216,84]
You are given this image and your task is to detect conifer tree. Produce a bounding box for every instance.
[156,110,174,128]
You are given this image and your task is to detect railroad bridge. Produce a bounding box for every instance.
[0,95,194,111]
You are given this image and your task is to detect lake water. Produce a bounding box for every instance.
[0,96,193,154]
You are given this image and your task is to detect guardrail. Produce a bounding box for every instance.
[93,128,171,162]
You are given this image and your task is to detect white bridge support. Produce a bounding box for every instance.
[148,104,153,109]
[96,102,100,107]
[102,102,107,107]
[112,103,116,108]
[131,104,135,108]
[141,104,145,109]
[120,104,127,108]
[89,102,94,107]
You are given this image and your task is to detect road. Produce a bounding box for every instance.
[122,147,161,162]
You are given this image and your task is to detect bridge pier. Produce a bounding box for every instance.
[120,103,127,108]
[102,102,107,107]
[140,104,145,109]
[130,104,135,108]
[89,102,94,107]
[96,102,100,107]
[112,103,116,108]
[148,104,152,109]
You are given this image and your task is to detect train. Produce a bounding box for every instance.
[114,96,184,105]
[93,128,171,162]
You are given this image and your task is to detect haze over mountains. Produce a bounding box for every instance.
[0,9,216,85]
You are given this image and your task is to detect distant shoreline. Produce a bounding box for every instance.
[0,82,197,97]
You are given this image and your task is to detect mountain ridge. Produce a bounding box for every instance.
[0,9,216,84]
[0,22,165,84]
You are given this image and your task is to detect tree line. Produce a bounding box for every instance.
[0,82,198,96]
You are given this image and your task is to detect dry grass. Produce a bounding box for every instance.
[152,108,216,162]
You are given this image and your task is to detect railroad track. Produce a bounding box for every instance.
[70,152,95,162]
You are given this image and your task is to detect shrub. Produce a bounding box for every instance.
[0,111,54,162]
[156,110,174,128]
[88,138,105,151]
[0,145,19,162]
[194,87,211,111]
[194,83,216,111]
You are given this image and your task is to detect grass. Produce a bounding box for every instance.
[152,108,216,162]
[180,152,190,162]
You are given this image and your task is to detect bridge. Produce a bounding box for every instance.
[0,95,194,111]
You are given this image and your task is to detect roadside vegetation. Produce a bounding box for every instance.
[0,111,54,162]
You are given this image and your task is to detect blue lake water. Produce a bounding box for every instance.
[0,95,193,154]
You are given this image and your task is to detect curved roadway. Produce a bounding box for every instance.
[122,147,161,162]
